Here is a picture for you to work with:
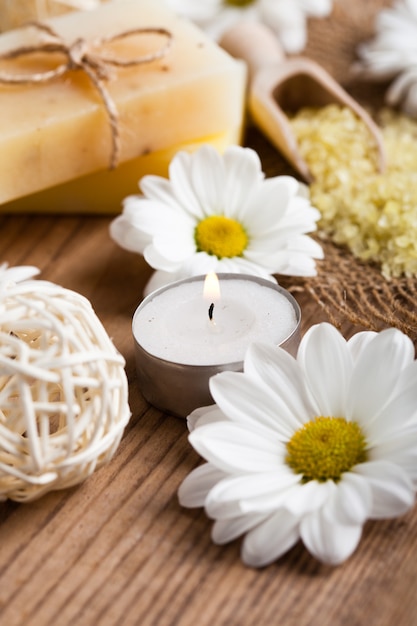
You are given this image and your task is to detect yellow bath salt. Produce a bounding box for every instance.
[290,105,417,279]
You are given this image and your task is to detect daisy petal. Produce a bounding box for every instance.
[324,473,372,525]
[181,251,218,277]
[143,269,183,296]
[188,423,281,474]
[241,178,294,233]
[247,234,323,268]
[168,151,205,219]
[212,513,267,544]
[144,245,182,272]
[283,480,336,516]
[347,328,415,426]
[355,1,417,114]
[214,256,276,280]
[140,176,184,212]
[187,405,226,431]
[347,331,378,363]
[260,249,319,277]
[128,200,192,236]
[109,214,150,253]
[370,427,417,485]
[364,360,417,442]
[209,371,298,439]
[297,323,352,416]
[190,146,225,215]
[208,472,298,506]
[151,230,196,263]
[242,509,300,567]
[243,343,315,430]
[354,460,415,519]
[300,510,362,565]
[300,0,333,17]
[222,146,264,219]
[286,235,324,258]
[178,463,227,508]
[264,2,307,54]
[206,471,300,518]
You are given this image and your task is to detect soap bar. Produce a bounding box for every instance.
[0,0,246,213]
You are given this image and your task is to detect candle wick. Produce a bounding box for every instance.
[208,302,214,321]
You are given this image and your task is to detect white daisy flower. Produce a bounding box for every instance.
[178,323,417,566]
[0,263,40,289]
[110,145,323,295]
[354,0,417,116]
[163,0,334,54]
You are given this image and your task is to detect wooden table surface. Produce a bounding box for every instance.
[1,132,417,626]
[1,2,417,624]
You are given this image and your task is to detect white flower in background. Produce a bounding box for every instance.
[178,323,417,566]
[0,263,40,289]
[163,0,334,54]
[110,145,323,295]
[354,0,417,116]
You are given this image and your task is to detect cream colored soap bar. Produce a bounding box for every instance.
[0,0,246,213]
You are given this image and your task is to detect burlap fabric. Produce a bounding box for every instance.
[247,0,417,342]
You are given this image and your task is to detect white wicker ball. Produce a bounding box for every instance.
[0,268,131,502]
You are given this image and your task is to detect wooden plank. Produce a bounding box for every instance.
[1,3,417,623]
[1,199,416,625]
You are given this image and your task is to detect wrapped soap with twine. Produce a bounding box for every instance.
[0,0,246,214]
[0,0,103,32]
[0,19,173,171]
[0,264,131,502]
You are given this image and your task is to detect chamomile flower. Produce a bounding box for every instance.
[163,0,334,53]
[110,145,323,295]
[354,0,417,116]
[178,323,417,566]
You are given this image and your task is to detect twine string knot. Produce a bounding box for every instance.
[0,22,173,169]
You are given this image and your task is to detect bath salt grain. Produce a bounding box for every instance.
[290,105,417,279]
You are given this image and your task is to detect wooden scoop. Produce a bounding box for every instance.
[220,21,386,182]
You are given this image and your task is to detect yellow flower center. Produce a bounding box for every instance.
[285,417,368,483]
[195,215,248,259]
[223,0,255,6]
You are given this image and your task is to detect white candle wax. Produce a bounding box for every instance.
[133,275,298,366]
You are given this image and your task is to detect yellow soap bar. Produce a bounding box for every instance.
[2,131,236,213]
[0,0,246,213]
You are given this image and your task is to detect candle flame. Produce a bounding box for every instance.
[203,272,221,301]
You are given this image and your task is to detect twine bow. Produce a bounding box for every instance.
[0,22,173,169]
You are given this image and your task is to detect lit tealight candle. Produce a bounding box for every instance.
[204,271,221,332]
[132,273,301,417]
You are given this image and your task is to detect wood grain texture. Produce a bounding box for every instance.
[1,202,417,626]
[1,1,417,624]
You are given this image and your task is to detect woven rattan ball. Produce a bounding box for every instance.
[0,273,130,502]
